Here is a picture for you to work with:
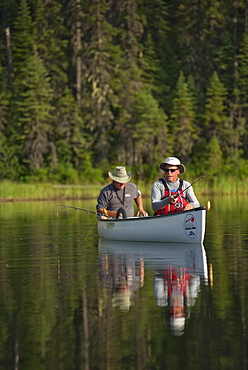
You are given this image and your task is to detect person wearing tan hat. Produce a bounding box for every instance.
[96,166,148,218]
[151,157,199,215]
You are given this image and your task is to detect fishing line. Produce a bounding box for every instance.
[84,218,98,241]
[57,205,100,241]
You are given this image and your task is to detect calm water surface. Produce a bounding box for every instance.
[0,197,248,370]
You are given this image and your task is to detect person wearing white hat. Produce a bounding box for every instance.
[151,157,200,215]
[96,166,148,218]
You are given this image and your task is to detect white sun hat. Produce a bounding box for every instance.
[159,157,185,174]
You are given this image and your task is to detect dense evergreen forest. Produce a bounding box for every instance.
[0,0,248,183]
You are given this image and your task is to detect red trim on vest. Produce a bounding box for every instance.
[155,179,188,215]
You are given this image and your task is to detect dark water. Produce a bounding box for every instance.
[0,197,248,370]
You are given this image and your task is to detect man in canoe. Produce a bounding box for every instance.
[96,166,148,218]
[152,157,200,215]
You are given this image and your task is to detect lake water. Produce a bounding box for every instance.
[0,196,248,370]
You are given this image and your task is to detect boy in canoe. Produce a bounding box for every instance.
[152,157,200,215]
[96,166,148,218]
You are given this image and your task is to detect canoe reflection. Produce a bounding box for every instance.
[98,239,209,336]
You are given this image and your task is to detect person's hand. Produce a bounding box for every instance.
[169,195,178,204]
[183,203,193,211]
[98,208,117,218]
[136,209,148,217]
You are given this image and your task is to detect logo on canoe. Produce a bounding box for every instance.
[184,214,197,239]
[106,222,115,228]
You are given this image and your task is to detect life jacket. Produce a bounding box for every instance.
[166,266,190,299]
[155,178,188,215]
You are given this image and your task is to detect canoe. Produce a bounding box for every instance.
[98,206,207,244]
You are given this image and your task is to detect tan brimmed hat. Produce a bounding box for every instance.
[159,157,185,174]
[108,166,132,183]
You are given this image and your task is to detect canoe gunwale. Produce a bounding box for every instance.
[97,206,207,223]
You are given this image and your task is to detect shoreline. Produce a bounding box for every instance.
[0,197,94,203]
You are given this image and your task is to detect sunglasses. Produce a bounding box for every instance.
[165,168,178,173]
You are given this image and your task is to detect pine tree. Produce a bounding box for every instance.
[11,0,35,68]
[33,0,69,93]
[169,71,197,162]
[0,64,17,179]
[140,0,172,110]
[237,32,248,158]
[67,0,121,164]
[205,135,223,176]
[33,0,86,173]
[123,86,169,176]
[53,86,86,173]
[204,72,228,146]
[107,0,147,167]
[11,49,54,172]
[237,33,248,106]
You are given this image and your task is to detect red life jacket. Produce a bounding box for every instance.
[155,178,188,215]
[166,266,190,299]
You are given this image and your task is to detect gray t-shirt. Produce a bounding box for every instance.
[151,178,200,211]
[96,182,140,217]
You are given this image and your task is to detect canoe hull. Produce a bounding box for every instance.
[98,207,206,244]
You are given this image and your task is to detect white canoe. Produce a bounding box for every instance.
[98,206,207,244]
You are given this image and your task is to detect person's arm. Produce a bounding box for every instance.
[134,194,148,216]
[184,186,200,209]
[97,208,117,218]
[96,188,117,218]
[151,182,170,211]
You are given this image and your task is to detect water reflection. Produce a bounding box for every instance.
[98,239,209,336]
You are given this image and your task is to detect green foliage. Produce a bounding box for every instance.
[11,49,54,171]
[204,72,228,131]
[0,82,9,132]
[130,86,169,172]
[205,135,223,177]
[53,162,80,183]
[0,133,24,180]
[79,153,105,183]
[12,0,35,66]
[1,0,248,183]
[169,71,197,162]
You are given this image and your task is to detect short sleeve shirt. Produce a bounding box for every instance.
[96,182,140,217]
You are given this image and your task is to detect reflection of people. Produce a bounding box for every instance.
[154,266,200,336]
[96,166,148,218]
[100,252,145,312]
[151,157,200,215]
[112,275,133,312]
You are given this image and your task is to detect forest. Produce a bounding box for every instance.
[0,0,248,184]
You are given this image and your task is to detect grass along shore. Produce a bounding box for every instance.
[0,176,247,202]
[0,181,102,201]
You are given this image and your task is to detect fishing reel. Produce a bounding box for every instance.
[116,207,127,219]
[174,202,182,209]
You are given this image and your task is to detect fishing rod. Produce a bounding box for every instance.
[56,205,115,219]
[171,173,208,200]
[182,173,208,194]
[182,173,211,210]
